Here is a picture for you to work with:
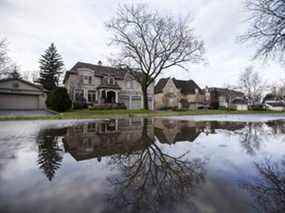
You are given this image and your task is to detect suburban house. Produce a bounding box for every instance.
[154,78,206,110]
[205,87,245,109]
[63,62,155,110]
[262,93,285,111]
[0,78,47,110]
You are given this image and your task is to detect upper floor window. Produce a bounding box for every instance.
[88,76,92,84]
[109,77,114,85]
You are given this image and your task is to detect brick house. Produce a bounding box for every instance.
[154,78,206,110]
[63,62,154,110]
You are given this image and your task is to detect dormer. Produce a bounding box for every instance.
[102,75,116,85]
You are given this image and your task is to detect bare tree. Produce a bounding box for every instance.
[0,39,12,78]
[238,66,266,105]
[7,65,22,79]
[241,0,285,60]
[22,69,40,82]
[106,4,205,109]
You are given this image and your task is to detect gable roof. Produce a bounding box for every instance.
[0,78,46,91]
[207,87,244,97]
[172,78,202,95]
[155,78,202,95]
[64,62,130,84]
[154,78,169,94]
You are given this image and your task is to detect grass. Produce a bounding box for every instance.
[0,109,285,121]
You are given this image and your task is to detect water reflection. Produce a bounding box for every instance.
[36,128,66,181]
[243,158,285,213]
[105,119,206,213]
[11,117,285,213]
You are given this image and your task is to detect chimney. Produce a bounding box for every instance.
[98,60,102,66]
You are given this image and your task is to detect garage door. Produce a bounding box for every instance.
[131,96,142,109]
[0,94,39,110]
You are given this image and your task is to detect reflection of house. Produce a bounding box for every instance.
[0,78,47,110]
[154,119,204,144]
[205,87,244,109]
[63,118,154,161]
[63,61,154,109]
[154,78,206,110]
[154,119,246,144]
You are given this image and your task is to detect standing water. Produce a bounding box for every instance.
[0,116,285,213]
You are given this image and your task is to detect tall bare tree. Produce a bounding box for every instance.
[242,0,285,60]
[238,66,265,105]
[106,4,205,109]
[0,39,12,78]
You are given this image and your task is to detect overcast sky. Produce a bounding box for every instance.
[0,0,284,87]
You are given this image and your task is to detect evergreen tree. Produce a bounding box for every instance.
[38,43,64,91]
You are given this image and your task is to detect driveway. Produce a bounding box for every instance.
[0,110,57,116]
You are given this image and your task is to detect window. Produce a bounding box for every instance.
[88,76,92,84]
[88,91,96,103]
[80,76,84,84]
[109,77,114,84]
[88,93,92,102]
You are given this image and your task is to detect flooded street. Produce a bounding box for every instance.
[0,116,285,213]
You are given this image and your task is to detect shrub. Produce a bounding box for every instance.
[250,104,265,111]
[46,87,72,112]
[73,98,87,109]
[89,103,127,110]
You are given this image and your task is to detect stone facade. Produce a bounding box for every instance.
[64,62,154,110]
[154,78,206,110]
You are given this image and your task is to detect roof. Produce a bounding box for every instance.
[155,78,202,95]
[154,78,169,94]
[0,78,46,91]
[207,87,244,97]
[263,93,284,103]
[232,98,247,105]
[97,82,121,90]
[64,62,131,84]
[266,102,285,107]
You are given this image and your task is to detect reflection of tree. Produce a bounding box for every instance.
[243,158,285,213]
[237,123,263,155]
[37,128,66,181]
[105,119,206,213]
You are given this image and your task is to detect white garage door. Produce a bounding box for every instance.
[131,96,142,109]
[0,94,39,110]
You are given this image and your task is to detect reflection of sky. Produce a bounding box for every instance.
[0,118,285,213]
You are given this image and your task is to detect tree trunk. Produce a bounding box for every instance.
[142,86,149,110]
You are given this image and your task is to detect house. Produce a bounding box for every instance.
[154,78,206,110]
[262,93,285,111]
[263,93,284,104]
[0,78,47,110]
[264,101,285,111]
[63,62,155,110]
[205,87,245,109]
[230,98,248,111]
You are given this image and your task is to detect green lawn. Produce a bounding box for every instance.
[0,109,285,121]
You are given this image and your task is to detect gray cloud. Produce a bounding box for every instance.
[0,0,284,87]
